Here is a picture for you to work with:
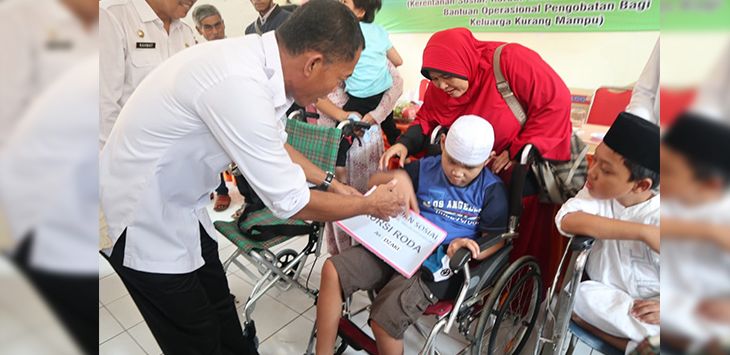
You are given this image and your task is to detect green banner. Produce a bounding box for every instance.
[376,0,660,33]
[661,0,730,31]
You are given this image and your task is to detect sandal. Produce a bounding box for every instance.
[214,194,231,212]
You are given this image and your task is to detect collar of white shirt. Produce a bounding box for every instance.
[261,31,289,109]
[259,4,278,25]
[131,0,184,30]
[131,0,159,23]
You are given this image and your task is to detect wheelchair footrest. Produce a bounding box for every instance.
[338,317,377,354]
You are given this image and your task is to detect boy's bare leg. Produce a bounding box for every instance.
[371,320,404,355]
[316,260,344,355]
[571,313,630,351]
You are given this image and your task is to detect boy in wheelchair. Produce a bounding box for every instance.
[316,115,509,355]
[554,112,660,354]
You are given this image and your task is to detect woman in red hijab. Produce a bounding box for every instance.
[380,27,572,286]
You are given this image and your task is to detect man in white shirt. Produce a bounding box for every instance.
[100,1,406,354]
[99,0,197,146]
[0,0,97,147]
[0,55,99,355]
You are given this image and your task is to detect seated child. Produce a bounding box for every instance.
[659,111,730,352]
[316,115,509,355]
[315,0,403,182]
[555,112,660,354]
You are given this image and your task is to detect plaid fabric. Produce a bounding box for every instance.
[214,119,340,251]
[285,119,341,173]
[214,208,307,252]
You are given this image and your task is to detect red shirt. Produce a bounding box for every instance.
[415,28,572,161]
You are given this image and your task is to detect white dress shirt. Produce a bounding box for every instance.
[555,187,660,341]
[0,0,96,146]
[100,32,310,274]
[626,40,660,125]
[100,0,196,146]
[0,55,99,274]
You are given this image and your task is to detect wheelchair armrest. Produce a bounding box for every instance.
[571,235,595,251]
[448,234,502,271]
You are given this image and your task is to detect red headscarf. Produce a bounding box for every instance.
[415,28,572,161]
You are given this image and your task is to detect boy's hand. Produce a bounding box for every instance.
[697,298,730,323]
[447,238,480,259]
[631,299,660,325]
[366,179,406,221]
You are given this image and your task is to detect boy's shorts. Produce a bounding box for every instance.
[329,246,438,339]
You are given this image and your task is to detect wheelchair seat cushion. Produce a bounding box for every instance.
[214,207,308,253]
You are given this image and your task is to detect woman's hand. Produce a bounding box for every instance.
[631,299,660,325]
[379,143,409,170]
[362,113,376,125]
[489,150,514,173]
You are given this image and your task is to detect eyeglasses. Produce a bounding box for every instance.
[201,21,224,31]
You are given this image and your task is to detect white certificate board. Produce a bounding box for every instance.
[335,210,447,278]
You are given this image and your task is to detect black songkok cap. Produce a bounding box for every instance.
[663,111,730,175]
[603,112,660,173]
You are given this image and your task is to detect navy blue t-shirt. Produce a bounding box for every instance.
[403,155,508,245]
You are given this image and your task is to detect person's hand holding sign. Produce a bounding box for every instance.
[366,179,406,221]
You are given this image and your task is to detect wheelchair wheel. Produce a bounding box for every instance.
[472,256,542,355]
[275,249,302,290]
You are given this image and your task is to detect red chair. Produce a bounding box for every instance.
[585,87,633,126]
[418,79,430,102]
[660,87,696,127]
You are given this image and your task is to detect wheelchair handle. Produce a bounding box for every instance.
[337,119,372,140]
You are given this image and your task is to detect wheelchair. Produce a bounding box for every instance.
[214,108,346,347]
[305,140,544,355]
[533,236,627,355]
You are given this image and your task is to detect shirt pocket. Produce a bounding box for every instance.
[130,46,162,68]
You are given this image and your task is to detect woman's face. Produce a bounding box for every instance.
[429,71,469,98]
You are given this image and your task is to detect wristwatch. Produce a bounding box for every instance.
[318,171,335,191]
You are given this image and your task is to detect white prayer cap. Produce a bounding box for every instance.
[444,115,494,166]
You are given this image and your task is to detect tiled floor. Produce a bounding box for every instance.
[98,182,600,354]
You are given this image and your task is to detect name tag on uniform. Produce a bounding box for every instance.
[136,42,156,49]
[45,40,73,50]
